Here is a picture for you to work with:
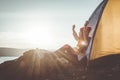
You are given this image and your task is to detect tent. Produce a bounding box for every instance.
[86,0,120,60]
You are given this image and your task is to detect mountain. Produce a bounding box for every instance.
[0,47,28,56]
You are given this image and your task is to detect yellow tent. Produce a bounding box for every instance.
[86,0,120,60]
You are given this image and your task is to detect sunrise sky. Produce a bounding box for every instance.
[0,0,102,49]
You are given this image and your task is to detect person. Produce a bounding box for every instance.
[72,21,91,61]
[55,21,91,63]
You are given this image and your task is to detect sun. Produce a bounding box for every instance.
[20,22,55,48]
[26,29,53,44]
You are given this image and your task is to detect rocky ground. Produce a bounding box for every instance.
[0,49,87,80]
[0,48,120,80]
[88,54,120,80]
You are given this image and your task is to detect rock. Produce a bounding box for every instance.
[0,48,87,80]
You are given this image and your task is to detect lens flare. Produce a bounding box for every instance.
[81,41,87,46]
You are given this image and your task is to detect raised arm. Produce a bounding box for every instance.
[76,21,91,54]
[83,21,91,45]
[72,25,79,41]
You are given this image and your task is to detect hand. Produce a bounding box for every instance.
[84,21,90,34]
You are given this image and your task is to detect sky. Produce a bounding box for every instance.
[0,0,103,50]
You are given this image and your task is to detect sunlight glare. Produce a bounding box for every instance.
[20,22,55,48]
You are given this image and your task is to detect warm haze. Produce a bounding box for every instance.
[0,0,102,49]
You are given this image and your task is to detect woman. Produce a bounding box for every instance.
[56,21,91,62]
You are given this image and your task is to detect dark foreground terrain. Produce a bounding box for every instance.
[88,54,120,80]
[0,48,120,80]
[0,48,87,80]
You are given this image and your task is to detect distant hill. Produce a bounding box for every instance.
[0,47,53,56]
[0,47,28,56]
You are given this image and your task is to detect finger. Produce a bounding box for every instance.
[73,24,75,26]
[73,24,75,28]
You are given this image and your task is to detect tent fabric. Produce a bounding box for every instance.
[90,0,120,60]
[85,0,108,59]
[87,0,107,37]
